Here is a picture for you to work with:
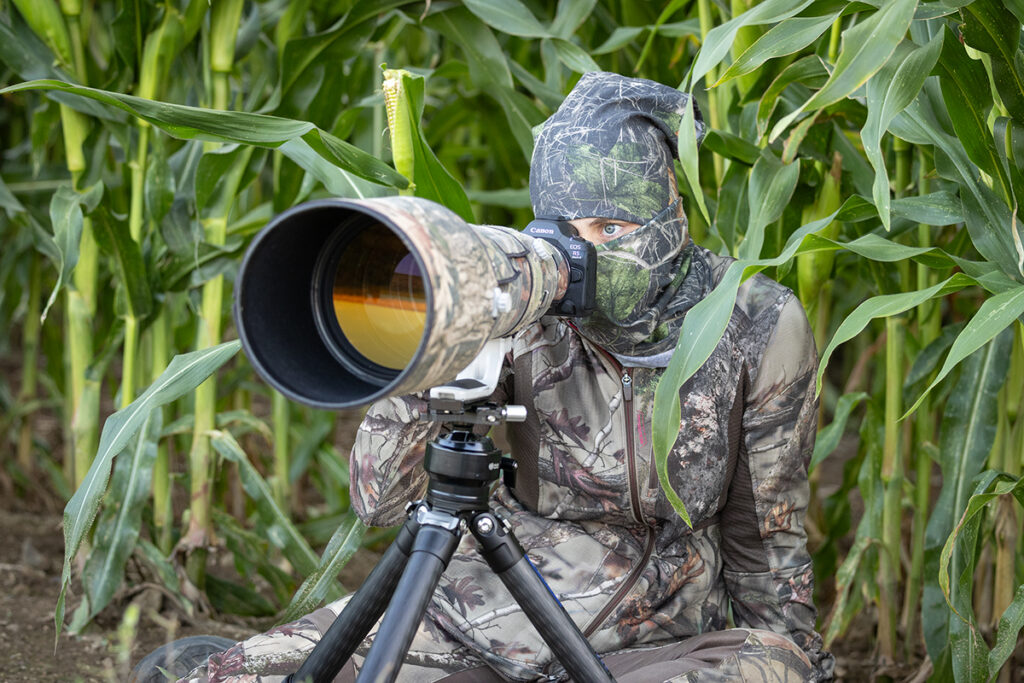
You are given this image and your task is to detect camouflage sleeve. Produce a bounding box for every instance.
[721,296,835,681]
[349,360,515,528]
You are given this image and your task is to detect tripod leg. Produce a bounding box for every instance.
[288,515,421,683]
[357,510,463,683]
[471,512,614,682]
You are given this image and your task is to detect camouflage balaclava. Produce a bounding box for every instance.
[530,72,708,359]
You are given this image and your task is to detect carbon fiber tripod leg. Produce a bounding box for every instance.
[357,509,463,683]
[286,514,420,683]
[471,512,614,682]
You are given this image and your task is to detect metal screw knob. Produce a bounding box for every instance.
[475,517,495,534]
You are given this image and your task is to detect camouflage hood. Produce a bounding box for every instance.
[530,71,708,358]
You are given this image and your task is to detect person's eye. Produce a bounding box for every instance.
[602,223,622,237]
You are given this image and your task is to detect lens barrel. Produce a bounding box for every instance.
[234,197,569,409]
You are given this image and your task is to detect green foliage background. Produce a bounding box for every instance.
[1,0,1023,679]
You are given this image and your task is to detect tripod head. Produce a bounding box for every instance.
[413,338,527,515]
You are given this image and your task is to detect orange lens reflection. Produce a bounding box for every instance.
[332,226,426,370]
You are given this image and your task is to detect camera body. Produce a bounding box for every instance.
[524,217,597,318]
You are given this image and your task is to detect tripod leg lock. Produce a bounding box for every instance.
[471,512,523,573]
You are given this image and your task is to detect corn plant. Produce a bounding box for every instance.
[1,0,1022,679]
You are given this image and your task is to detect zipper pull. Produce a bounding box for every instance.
[621,370,632,402]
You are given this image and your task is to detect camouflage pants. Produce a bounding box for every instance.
[181,594,812,683]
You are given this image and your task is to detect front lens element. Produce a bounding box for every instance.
[331,225,426,370]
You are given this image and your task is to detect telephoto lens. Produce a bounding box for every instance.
[234,196,575,409]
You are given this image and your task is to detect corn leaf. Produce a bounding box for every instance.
[714,11,840,88]
[678,94,710,227]
[654,199,867,523]
[80,411,160,623]
[210,430,328,586]
[282,511,366,623]
[0,80,407,188]
[934,26,1013,202]
[905,284,1024,416]
[741,151,799,259]
[91,207,153,319]
[815,273,976,395]
[863,34,943,231]
[810,392,868,471]
[57,340,241,642]
[960,0,1024,120]
[771,0,917,141]
[463,0,550,38]
[691,0,815,87]
[922,330,1012,662]
[939,471,1024,681]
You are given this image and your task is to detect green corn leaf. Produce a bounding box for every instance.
[713,162,750,255]
[823,535,872,646]
[426,8,514,90]
[959,0,1024,119]
[756,55,828,139]
[702,130,760,165]
[832,233,953,269]
[863,35,943,231]
[9,0,72,69]
[654,199,865,524]
[811,392,869,471]
[91,207,153,319]
[278,138,371,199]
[144,148,175,226]
[770,0,917,141]
[939,471,1024,680]
[1007,0,1024,23]
[905,284,1024,416]
[893,98,1024,281]
[0,174,26,215]
[691,0,815,87]
[57,340,241,642]
[0,79,407,189]
[714,11,840,88]
[934,26,1013,203]
[0,15,120,122]
[550,0,598,38]
[994,118,1024,215]
[463,0,550,38]
[816,273,976,395]
[282,510,365,623]
[206,575,278,617]
[425,7,539,160]
[990,582,1024,676]
[594,26,646,55]
[210,430,326,583]
[196,145,257,220]
[921,330,1012,661]
[678,95,710,227]
[741,151,800,260]
[548,37,601,74]
[134,539,194,616]
[79,411,160,624]
[891,190,963,226]
[212,508,296,606]
[634,0,689,74]
[40,182,103,322]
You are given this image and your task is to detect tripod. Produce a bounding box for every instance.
[285,394,614,683]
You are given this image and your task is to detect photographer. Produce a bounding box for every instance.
[145,71,834,682]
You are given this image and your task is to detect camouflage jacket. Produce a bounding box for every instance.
[350,247,834,682]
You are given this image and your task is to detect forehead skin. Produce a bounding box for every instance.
[568,217,642,245]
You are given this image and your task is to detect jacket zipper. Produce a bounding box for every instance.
[582,354,657,638]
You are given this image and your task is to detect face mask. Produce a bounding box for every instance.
[573,199,692,355]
